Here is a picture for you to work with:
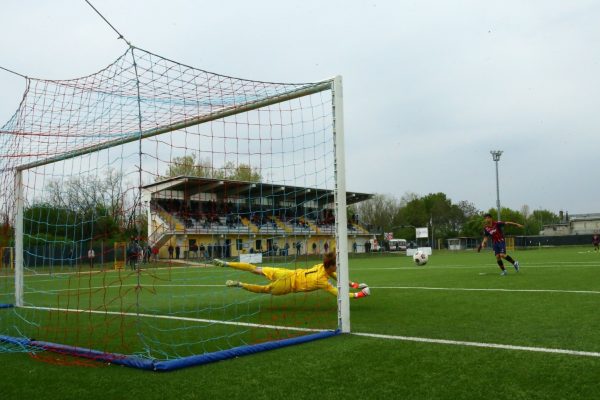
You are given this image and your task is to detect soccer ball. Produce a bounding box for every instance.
[413,251,429,266]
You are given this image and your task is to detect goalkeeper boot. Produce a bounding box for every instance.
[358,283,369,289]
[513,261,520,272]
[213,259,228,268]
[361,287,371,296]
[226,280,241,287]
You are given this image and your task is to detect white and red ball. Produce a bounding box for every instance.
[413,250,429,266]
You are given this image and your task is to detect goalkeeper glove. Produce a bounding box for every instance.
[213,259,228,268]
[350,281,369,289]
[354,287,370,298]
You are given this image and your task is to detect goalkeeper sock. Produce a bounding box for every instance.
[354,291,367,298]
[497,260,505,270]
[350,281,359,289]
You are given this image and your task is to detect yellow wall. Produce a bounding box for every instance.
[156,234,359,259]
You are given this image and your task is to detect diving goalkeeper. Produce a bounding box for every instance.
[213,252,370,299]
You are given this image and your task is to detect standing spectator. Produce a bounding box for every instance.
[127,242,138,270]
[199,243,206,260]
[323,241,329,254]
[135,241,143,269]
[87,247,95,269]
[144,245,151,263]
[168,245,174,259]
[353,242,357,253]
[175,245,181,259]
[152,246,159,262]
[295,241,302,256]
[284,242,290,256]
[190,243,199,259]
[68,248,75,268]
[2,248,10,269]
[312,242,317,255]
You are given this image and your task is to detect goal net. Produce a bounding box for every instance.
[0,47,350,369]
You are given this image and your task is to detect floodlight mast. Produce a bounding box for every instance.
[490,150,503,221]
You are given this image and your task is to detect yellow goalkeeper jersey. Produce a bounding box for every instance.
[261,263,338,296]
[290,263,338,296]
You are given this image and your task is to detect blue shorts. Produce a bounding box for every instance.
[493,241,506,255]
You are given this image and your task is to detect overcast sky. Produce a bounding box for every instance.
[1,0,599,214]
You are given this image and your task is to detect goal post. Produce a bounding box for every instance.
[332,75,350,333]
[0,46,351,369]
[14,170,23,308]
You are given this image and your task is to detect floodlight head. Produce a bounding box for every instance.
[490,150,503,162]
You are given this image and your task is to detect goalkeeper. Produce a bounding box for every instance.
[213,252,370,299]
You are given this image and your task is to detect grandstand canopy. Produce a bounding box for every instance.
[143,176,372,208]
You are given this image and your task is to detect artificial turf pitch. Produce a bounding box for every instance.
[1,246,599,399]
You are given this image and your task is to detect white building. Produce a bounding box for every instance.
[540,213,600,236]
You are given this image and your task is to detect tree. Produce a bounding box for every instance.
[526,209,560,235]
[462,214,485,237]
[217,161,261,182]
[396,193,471,241]
[457,200,479,218]
[45,169,124,223]
[353,194,400,235]
[163,155,261,182]
[28,169,129,241]
[0,213,12,247]
[163,155,214,178]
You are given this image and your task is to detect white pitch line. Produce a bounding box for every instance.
[352,332,600,358]
[355,262,600,271]
[20,305,325,333]
[17,305,600,359]
[372,286,600,295]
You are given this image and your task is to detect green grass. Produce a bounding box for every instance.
[1,247,600,399]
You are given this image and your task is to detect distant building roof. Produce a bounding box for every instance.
[569,213,600,221]
[143,176,373,207]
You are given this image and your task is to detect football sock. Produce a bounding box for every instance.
[497,260,505,270]
[505,255,516,264]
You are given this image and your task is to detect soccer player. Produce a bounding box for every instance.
[213,252,370,299]
[593,234,600,253]
[478,213,523,275]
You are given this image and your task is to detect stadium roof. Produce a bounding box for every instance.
[143,176,373,207]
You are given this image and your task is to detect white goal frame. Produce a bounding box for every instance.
[11,75,351,333]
